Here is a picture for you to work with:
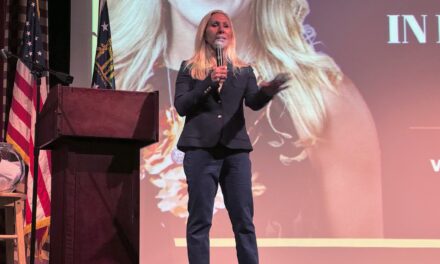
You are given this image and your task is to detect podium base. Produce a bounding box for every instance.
[49,139,140,264]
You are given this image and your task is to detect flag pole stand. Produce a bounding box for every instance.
[28,66,73,264]
[29,69,42,264]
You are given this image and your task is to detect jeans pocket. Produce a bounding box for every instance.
[182,150,192,181]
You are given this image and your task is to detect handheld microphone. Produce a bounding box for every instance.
[214,40,224,67]
[214,40,226,92]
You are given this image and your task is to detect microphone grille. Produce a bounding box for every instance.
[214,39,225,49]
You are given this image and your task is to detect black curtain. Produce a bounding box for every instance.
[48,0,71,88]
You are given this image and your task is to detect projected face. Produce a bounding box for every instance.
[168,0,252,26]
[204,13,232,49]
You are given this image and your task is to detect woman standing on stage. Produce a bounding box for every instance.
[174,10,288,264]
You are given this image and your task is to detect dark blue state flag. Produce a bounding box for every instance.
[92,0,116,89]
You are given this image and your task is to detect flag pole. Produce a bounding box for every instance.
[29,68,43,264]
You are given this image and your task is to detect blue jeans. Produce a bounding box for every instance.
[183,146,258,264]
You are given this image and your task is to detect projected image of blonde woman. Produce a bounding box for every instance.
[109,0,383,238]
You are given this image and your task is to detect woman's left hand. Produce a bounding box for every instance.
[260,73,290,96]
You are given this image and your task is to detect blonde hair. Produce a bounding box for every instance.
[186,10,247,80]
[108,0,168,91]
[244,0,342,146]
[109,0,342,145]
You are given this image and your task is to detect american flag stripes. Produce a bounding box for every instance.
[5,0,51,257]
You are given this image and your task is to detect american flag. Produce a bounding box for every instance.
[92,0,115,89]
[5,0,52,256]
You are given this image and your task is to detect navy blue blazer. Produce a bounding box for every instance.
[174,61,272,151]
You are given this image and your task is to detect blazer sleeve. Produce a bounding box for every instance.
[244,67,273,111]
[174,61,217,116]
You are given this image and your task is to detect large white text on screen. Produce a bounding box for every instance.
[430,159,440,173]
[388,15,440,44]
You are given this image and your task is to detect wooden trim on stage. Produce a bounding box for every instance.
[174,238,440,248]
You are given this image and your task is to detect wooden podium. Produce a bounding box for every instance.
[36,86,158,264]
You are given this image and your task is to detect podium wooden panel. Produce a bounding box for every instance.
[36,86,158,264]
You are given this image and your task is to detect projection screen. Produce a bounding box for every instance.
[72,0,440,263]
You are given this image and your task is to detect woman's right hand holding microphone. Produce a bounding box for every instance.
[211,65,228,86]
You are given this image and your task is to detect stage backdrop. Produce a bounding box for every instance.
[71,0,440,263]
